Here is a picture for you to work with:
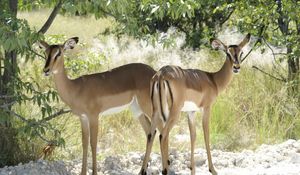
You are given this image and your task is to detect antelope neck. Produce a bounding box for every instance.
[52,59,76,106]
[212,56,234,93]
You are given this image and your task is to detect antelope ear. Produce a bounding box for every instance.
[210,38,227,51]
[63,37,79,50]
[38,41,49,50]
[239,33,251,48]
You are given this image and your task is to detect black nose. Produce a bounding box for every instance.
[43,68,50,76]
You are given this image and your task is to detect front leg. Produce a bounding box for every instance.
[202,106,217,175]
[187,112,196,175]
[89,116,99,175]
[80,116,90,175]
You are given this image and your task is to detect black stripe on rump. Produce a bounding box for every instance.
[165,80,173,107]
[150,81,155,103]
[158,81,166,122]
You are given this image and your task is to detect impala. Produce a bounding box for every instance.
[141,34,251,175]
[38,37,157,175]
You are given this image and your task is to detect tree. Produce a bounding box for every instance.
[0,0,64,167]
[233,0,300,102]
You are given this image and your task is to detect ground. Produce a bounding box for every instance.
[1,139,300,175]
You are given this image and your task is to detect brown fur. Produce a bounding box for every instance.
[140,34,251,175]
[39,38,156,175]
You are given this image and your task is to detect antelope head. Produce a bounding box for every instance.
[38,37,79,76]
[211,33,251,73]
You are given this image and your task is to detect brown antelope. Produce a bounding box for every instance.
[38,37,157,175]
[141,34,251,175]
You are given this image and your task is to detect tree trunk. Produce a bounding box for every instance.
[276,0,299,101]
[287,46,299,99]
[0,0,63,167]
[0,0,20,168]
[0,0,18,122]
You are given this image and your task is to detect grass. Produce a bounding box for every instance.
[12,9,300,164]
[18,9,114,45]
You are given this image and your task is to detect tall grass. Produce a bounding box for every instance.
[12,9,300,164]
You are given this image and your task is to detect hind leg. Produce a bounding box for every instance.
[139,112,161,175]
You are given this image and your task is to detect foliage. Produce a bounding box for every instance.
[231,0,300,100]
[58,0,235,48]
[0,0,63,167]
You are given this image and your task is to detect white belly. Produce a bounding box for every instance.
[100,96,143,118]
[181,101,201,112]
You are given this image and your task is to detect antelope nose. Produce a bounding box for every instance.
[43,68,50,76]
[233,65,240,73]
[233,69,240,73]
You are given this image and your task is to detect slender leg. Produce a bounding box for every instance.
[187,112,196,175]
[160,109,180,175]
[202,106,217,175]
[89,116,99,175]
[80,116,90,175]
[160,131,170,175]
[138,114,151,135]
[139,113,160,175]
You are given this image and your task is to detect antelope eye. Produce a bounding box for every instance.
[56,52,61,57]
[53,51,61,60]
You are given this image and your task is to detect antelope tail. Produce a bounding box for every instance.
[151,78,173,122]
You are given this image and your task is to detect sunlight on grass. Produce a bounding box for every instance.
[18,9,114,45]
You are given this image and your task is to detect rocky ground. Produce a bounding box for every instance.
[1,139,300,175]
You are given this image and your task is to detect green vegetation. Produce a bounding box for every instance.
[0,0,299,168]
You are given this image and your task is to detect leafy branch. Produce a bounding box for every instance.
[252,66,286,82]
[2,107,70,145]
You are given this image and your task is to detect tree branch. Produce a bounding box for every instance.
[98,7,117,19]
[3,107,70,124]
[252,65,286,82]
[29,46,46,60]
[38,1,62,34]
[0,101,16,108]
[3,107,27,122]
[262,37,287,80]
[220,8,235,26]
[39,109,71,123]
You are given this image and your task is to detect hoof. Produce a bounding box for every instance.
[209,168,218,175]
[162,168,168,175]
[139,169,147,175]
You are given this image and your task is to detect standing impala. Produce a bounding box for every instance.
[141,34,251,175]
[38,37,157,175]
